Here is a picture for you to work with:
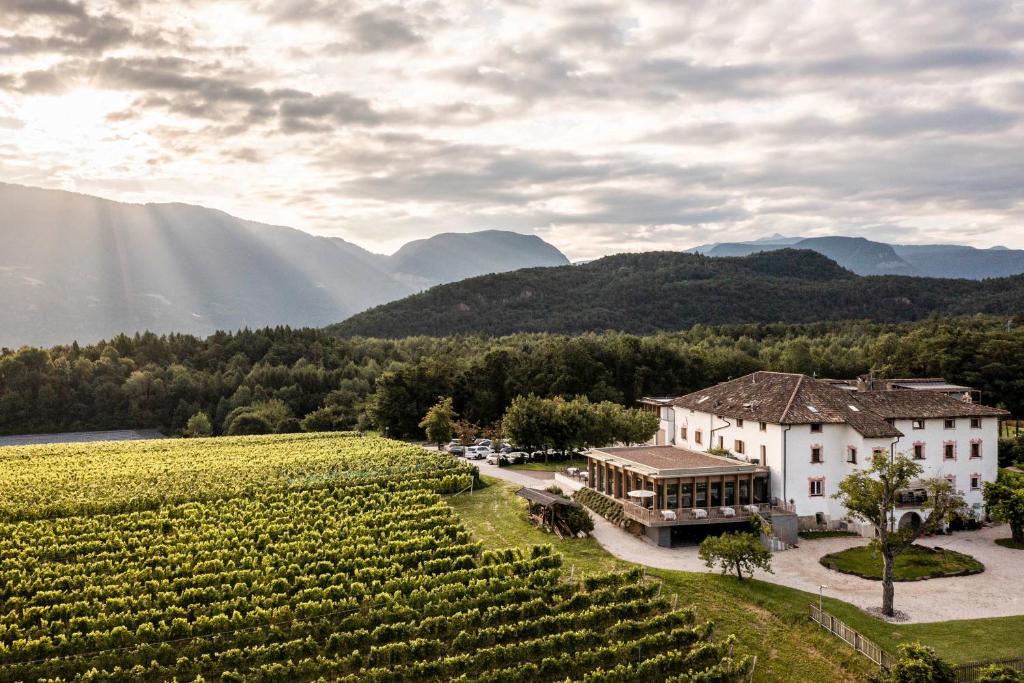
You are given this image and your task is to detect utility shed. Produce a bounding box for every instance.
[516,487,580,538]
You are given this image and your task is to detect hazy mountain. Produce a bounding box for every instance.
[892,244,1024,279]
[389,230,569,289]
[690,235,1024,279]
[329,249,1024,338]
[0,184,568,347]
[692,236,917,276]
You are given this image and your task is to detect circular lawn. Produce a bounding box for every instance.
[820,543,984,581]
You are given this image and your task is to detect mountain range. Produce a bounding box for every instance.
[329,249,1024,338]
[689,235,1024,279]
[0,183,568,347]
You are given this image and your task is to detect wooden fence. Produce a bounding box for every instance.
[953,657,1024,682]
[810,604,1024,682]
[808,604,894,669]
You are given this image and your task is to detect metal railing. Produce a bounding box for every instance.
[809,604,894,670]
[619,500,777,526]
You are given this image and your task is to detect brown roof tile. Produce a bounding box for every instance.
[670,371,1006,438]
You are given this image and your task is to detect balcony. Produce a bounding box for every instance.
[619,500,794,527]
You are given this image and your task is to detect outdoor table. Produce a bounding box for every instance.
[744,504,760,514]
[661,509,677,520]
[720,507,736,517]
[566,467,579,476]
[692,509,708,519]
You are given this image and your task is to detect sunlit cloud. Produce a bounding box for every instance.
[0,0,1022,260]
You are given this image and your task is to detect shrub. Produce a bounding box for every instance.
[562,505,594,535]
[698,532,772,580]
[184,412,212,438]
[572,487,625,526]
[301,405,354,432]
[977,664,1024,683]
[876,643,955,683]
[227,413,273,436]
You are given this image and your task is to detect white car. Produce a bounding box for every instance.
[485,452,504,465]
[465,446,488,460]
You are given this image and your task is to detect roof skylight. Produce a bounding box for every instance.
[807,405,819,413]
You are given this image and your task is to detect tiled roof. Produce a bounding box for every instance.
[853,391,1009,419]
[670,371,1007,437]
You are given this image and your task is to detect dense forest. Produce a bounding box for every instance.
[329,250,1024,338]
[2,317,1023,441]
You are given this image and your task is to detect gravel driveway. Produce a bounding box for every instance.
[469,459,1023,624]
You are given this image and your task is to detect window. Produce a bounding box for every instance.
[810,423,822,433]
[847,446,857,464]
[970,417,982,429]
[811,446,823,464]
[760,445,767,461]
[694,430,702,445]
[970,441,982,459]
[718,436,724,449]
[736,418,744,428]
[734,439,745,454]
[809,479,824,497]
[944,418,956,429]
[912,419,925,430]
[872,447,888,461]
[946,475,957,491]
[970,475,981,491]
[680,426,688,441]
[913,443,925,460]
[944,442,955,460]
[759,421,767,432]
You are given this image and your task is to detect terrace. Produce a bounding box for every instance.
[582,446,794,533]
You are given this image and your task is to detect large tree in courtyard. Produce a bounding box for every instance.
[834,453,967,617]
[984,469,1024,544]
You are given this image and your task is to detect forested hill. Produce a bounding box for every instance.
[328,249,1024,338]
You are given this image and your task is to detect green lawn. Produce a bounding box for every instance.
[995,537,1024,550]
[820,544,984,581]
[446,477,1024,680]
[505,458,588,472]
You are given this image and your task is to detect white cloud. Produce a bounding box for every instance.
[0,0,1022,260]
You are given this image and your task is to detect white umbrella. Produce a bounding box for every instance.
[627,490,655,498]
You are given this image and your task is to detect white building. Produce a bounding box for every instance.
[644,371,1008,530]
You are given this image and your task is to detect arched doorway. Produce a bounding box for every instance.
[898,511,922,532]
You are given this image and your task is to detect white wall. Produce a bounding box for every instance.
[669,406,1000,521]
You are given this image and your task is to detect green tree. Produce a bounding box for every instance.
[698,531,772,580]
[183,412,212,438]
[984,469,1024,544]
[879,643,955,683]
[301,406,354,433]
[834,453,967,617]
[419,397,457,449]
[502,394,557,453]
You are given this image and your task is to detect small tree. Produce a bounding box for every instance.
[698,531,772,580]
[419,397,456,449]
[879,643,955,683]
[984,469,1024,544]
[184,412,212,438]
[834,453,967,617]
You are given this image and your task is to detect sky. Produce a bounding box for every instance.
[1,0,1023,261]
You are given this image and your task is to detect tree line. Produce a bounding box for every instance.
[1,317,1023,439]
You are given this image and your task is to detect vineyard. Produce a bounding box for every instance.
[0,433,749,682]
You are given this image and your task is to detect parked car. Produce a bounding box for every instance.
[485,452,504,465]
[449,445,465,457]
[499,443,513,453]
[505,451,528,464]
[447,439,462,449]
[465,446,488,460]
[474,439,492,447]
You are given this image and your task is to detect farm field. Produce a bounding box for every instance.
[450,477,1024,676]
[0,433,749,682]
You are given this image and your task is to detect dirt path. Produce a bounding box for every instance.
[474,460,1024,623]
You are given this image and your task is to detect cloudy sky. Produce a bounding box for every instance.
[1,0,1023,259]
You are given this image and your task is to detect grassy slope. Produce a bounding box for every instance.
[448,477,1024,680]
[505,458,588,472]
